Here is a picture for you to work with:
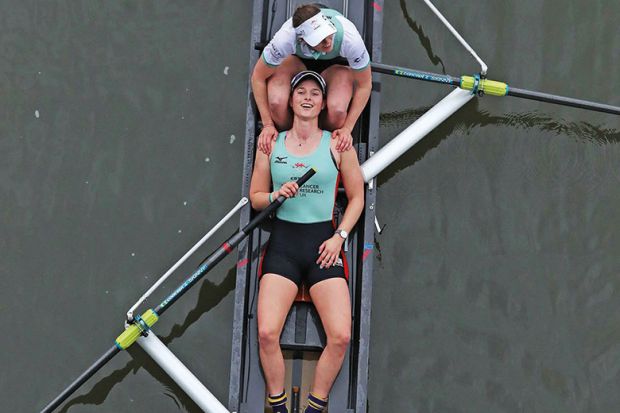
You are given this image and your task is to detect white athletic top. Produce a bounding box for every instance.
[262,10,370,71]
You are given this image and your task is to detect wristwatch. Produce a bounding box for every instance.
[335,229,348,240]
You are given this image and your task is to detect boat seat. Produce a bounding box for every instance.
[281,282,325,350]
[295,283,312,302]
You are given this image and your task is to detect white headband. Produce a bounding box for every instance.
[294,11,337,47]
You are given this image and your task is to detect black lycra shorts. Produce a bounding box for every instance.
[260,218,348,288]
[299,57,341,75]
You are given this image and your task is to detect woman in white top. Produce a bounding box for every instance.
[251,3,372,157]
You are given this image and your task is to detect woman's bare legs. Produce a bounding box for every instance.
[266,56,307,130]
[257,273,299,395]
[320,65,353,130]
[308,277,351,398]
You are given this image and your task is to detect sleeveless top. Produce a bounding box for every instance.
[262,9,370,70]
[270,130,339,223]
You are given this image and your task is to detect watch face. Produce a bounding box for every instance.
[337,229,348,239]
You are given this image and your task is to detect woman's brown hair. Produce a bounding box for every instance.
[292,4,321,28]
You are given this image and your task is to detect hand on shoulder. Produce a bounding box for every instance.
[258,124,278,155]
[332,127,353,152]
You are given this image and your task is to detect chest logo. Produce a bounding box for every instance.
[275,156,288,164]
[293,162,308,169]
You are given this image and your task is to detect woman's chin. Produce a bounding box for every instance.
[293,110,320,120]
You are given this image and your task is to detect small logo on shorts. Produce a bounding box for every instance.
[333,257,343,268]
[275,156,288,164]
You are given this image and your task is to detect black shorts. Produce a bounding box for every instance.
[260,218,348,288]
[299,57,349,75]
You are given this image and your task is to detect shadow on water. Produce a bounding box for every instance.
[59,266,237,413]
[399,0,446,74]
[377,99,620,187]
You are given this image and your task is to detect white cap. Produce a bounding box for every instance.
[294,11,337,47]
[291,70,326,94]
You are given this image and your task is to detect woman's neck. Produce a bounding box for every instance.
[290,118,321,142]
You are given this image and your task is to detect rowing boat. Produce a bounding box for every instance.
[228,1,384,412]
[40,2,620,411]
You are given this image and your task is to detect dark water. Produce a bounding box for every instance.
[2,1,619,412]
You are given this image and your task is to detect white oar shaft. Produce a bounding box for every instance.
[423,0,487,75]
[126,197,249,321]
[361,88,473,182]
[137,331,230,413]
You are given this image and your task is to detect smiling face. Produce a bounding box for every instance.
[290,78,325,119]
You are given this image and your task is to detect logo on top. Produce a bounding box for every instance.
[309,16,322,30]
[293,162,308,169]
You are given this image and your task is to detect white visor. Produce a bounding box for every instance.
[294,11,337,47]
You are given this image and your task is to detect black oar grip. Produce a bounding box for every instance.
[274,166,316,204]
[243,167,316,234]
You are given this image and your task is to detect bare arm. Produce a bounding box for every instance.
[342,67,372,132]
[251,59,279,154]
[316,147,365,268]
[332,66,372,152]
[336,147,365,234]
[249,149,272,210]
[249,148,298,211]
[251,58,277,128]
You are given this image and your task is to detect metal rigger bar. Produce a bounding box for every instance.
[360,0,618,186]
[126,197,249,322]
[40,168,317,413]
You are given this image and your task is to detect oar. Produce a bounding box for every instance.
[370,62,620,115]
[253,39,619,115]
[40,167,317,413]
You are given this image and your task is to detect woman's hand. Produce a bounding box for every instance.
[275,181,299,199]
[316,235,345,269]
[332,126,353,152]
[258,124,278,155]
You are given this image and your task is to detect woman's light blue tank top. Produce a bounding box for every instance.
[270,130,339,223]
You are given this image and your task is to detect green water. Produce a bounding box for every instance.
[2,1,619,412]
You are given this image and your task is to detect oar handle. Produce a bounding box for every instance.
[42,169,316,413]
[157,167,317,315]
[243,167,316,234]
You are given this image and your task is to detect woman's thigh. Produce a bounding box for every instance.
[257,273,300,333]
[267,56,307,98]
[308,277,351,337]
[321,65,353,108]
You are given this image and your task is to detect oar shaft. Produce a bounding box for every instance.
[154,167,316,316]
[372,62,620,116]
[40,345,120,413]
[42,167,316,412]
[370,62,461,86]
[254,41,618,115]
[507,87,620,115]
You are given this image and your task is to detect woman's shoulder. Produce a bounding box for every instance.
[273,130,287,145]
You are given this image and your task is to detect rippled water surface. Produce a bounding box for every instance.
[2,1,619,412]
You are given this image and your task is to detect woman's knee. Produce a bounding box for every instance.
[258,324,281,349]
[327,329,351,353]
[268,93,288,115]
[325,103,347,128]
[267,93,291,128]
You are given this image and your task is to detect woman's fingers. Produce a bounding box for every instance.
[258,128,277,155]
[279,182,299,198]
[316,249,329,265]
[317,248,338,268]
